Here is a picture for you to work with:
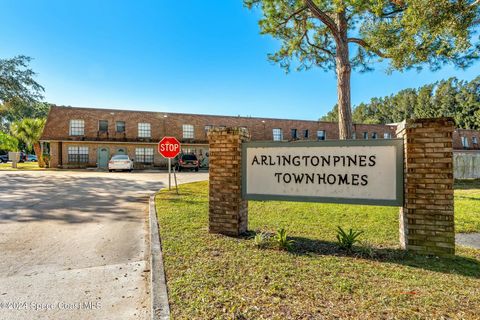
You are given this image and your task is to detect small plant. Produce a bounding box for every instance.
[273,228,294,251]
[336,226,363,250]
[253,233,267,248]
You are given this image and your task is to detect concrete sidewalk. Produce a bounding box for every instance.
[0,170,207,320]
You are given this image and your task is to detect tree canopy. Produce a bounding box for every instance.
[0,55,47,133]
[0,55,44,104]
[245,0,480,138]
[321,76,480,129]
[0,97,51,132]
[0,131,19,152]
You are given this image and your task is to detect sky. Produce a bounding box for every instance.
[1,0,479,121]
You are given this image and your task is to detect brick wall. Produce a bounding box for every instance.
[41,106,480,151]
[208,128,249,236]
[47,141,209,168]
[397,118,455,256]
[41,106,396,143]
[453,129,480,150]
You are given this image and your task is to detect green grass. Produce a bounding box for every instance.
[0,162,44,170]
[455,179,480,233]
[156,181,480,320]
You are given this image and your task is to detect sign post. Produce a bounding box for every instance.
[8,152,20,169]
[158,137,181,190]
[168,158,171,190]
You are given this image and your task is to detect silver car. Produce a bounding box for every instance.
[108,155,134,172]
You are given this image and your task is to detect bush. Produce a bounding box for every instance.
[336,226,363,250]
[273,228,294,251]
[253,232,270,248]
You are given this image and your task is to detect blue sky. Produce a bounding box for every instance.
[1,0,479,120]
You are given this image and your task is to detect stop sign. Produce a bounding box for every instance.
[158,136,181,158]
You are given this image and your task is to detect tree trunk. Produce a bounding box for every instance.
[335,11,353,140]
[33,142,45,167]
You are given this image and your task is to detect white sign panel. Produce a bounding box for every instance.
[242,140,403,206]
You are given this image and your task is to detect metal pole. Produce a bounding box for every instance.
[168,158,171,190]
[173,165,179,195]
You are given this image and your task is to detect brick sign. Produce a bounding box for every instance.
[242,140,404,206]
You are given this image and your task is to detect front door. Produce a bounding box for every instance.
[97,147,110,169]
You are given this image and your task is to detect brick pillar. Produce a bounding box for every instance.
[397,118,455,256]
[208,127,250,236]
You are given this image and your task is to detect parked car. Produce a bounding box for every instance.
[0,154,8,163]
[27,154,38,162]
[108,154,134,172]
[17,152,27,162]
[174,153,199,172]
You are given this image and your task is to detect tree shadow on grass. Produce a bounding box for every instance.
[290,236,480,279]
[244,231,480,279]
[455,179,480,190]
[455,196,480,201]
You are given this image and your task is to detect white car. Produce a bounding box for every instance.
[108,155,134,172]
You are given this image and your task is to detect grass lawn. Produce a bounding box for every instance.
[0,162,44,170]
[156,181,480,320]
[455,179,480,233]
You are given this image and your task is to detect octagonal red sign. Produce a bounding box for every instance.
[158,136,181,158]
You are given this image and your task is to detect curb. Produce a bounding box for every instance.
[149,195,171,320]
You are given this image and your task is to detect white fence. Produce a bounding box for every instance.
[454,151,480,179]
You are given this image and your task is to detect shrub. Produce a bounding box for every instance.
[253,232,268,248]
[336,226,363,250]
[273,228,294,251]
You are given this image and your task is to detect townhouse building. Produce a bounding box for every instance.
[40,106,478,169]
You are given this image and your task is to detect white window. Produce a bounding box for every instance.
[67,146,88,163]
[135,148,154,163]
[352,132,357,140]
[317,130,326,141]
[183,124,194,139]
[272,128,283,141]
[384,132,391,139]
[204,125,212,132]
[461,136,469,148]
[363,132,369,139]
[138,123,151,138]
[473,136,478,145]
[69,120,84,136]
[372,132,378,139]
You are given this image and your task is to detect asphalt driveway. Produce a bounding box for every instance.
[0,170,208,320]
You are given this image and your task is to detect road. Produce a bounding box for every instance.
[0,170,208,320]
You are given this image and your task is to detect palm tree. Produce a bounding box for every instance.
[11,118,46,167]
